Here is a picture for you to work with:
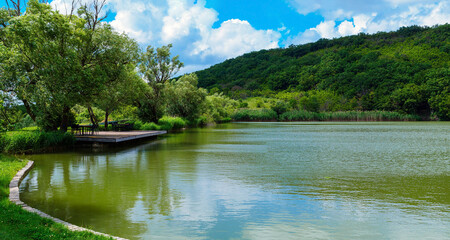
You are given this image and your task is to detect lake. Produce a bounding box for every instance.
[20,122,450,239]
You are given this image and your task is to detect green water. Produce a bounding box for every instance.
[20,122,450,239]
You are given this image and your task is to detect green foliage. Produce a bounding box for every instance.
[141,122,161,131]
[138,44,183,123]
[158,116,187,130]
[1,1,139,131]
[0,131,75,154]
[94,64,148,128]
[390,84,429,115]
[131,120,161,131]
[137,96,165,124]
[195,24,450,120]
[201,93,239,124]
[12,115,36,131]
[231,109,277,121]
[110,105,139,122]
[165,74,207,121]
[271,101,289,115]
[72,105,103,124]
[0,94,26,131]
[424,67,450,120]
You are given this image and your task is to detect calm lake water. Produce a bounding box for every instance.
[21,122,449,240]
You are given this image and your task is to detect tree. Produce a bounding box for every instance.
[165,74,207,121]
[0,92,25,131]
[95,65,149,129]
[138,44,184,122]
[1,0,139,131]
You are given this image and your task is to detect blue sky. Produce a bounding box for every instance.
[2,0,449,74]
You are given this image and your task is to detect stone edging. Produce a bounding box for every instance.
[9,160,127,240]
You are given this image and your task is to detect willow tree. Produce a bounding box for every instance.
[138,44,184,123]
[1,0,139,131]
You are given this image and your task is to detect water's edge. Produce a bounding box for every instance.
[9,160,127,240]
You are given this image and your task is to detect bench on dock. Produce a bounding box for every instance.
[111,122,134,131]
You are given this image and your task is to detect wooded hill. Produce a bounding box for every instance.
[195,24,450,120]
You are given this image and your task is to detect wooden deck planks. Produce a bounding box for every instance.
[75,130,167,143]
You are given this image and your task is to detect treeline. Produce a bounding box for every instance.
[0,0,237,133]
[195,24,450,120]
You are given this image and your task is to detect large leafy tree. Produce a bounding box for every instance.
[1,0,139,131]
[138,44,184,122]
[95,65,149,129]
[165,74,207,121]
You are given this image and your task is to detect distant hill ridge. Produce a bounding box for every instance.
[194,24,449,119]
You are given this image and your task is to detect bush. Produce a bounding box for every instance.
[158,116,187,130]
[191,116,210,127]
[141,122,161,130]
[271,101,290,115]
[0,131,75,154]
[200,93,239,124]
[231,109,277,121]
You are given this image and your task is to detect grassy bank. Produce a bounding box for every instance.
[0,155,111,240]
[0,131,75,154]
[231,109,420,122]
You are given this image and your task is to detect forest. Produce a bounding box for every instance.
[195,24,449,120]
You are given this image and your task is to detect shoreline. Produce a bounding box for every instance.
[9,160,127,240]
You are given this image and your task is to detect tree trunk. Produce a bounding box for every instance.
[59,106,70,132]
[87,106,98,125]
[104,111,109,130]
[22,99,36,121]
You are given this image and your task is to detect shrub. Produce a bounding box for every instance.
[158,116,187,130]
[141,122,161,130]
[271,101,290,115]
[132,120,143,130]
[231,109,277,121]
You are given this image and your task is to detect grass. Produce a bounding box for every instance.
[1,131,75,154]
[0,155,112,240]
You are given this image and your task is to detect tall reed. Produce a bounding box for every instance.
[0,131,75,154]
[231,109,278,121]
[279,110,420,121]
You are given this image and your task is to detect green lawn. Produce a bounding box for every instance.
[0,155,112,240]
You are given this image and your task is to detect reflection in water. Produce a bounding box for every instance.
[20,122,450,239]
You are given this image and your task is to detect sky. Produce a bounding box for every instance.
[2,0,449,74]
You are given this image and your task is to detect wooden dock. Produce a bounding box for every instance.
[75,131,167,143]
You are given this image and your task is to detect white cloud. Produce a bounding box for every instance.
[312,21,338,39]
[192,19,280,59]
[106,0,281,73]
[161,0,217,43]
[109,0,167,43]
[287,1,449,45]
[287,0,386,19]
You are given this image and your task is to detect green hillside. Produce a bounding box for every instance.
[195,24,450,120]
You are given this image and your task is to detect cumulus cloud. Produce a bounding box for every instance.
[287,0,440,18]
[287,0,385,19]
[192,19,280,59]
[107,0,281,72]
[161,0,217,43]
[286,0,449,45]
